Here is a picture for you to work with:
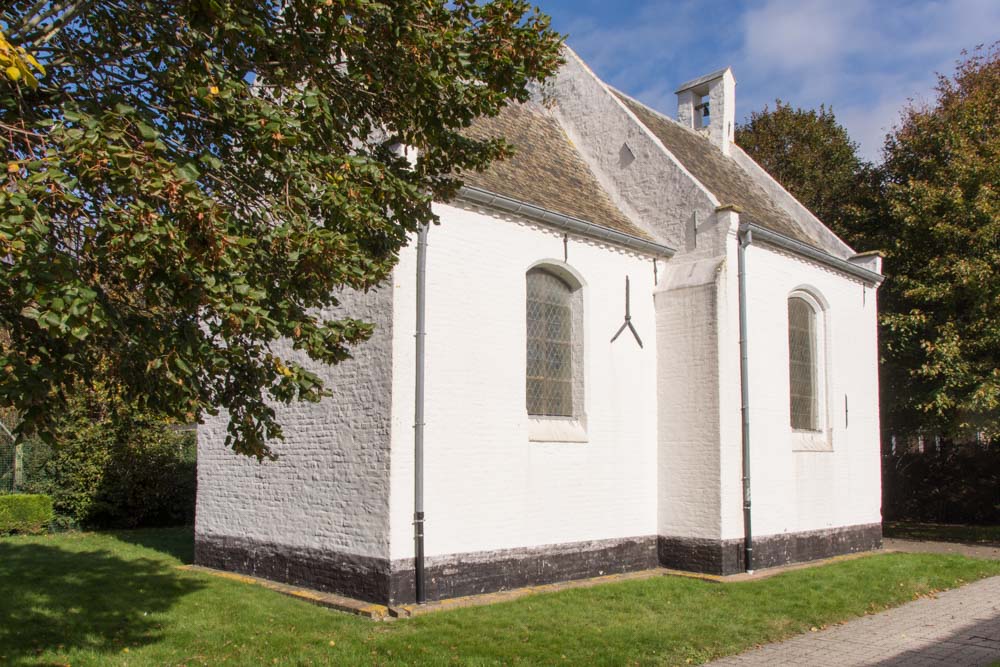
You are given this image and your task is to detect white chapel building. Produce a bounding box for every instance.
[195,48,885,605]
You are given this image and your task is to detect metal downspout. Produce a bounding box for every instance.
[414,223,428,604]
[737,223,754,574]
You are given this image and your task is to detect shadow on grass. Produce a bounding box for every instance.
[107,525,195,563]
[0,541,204,661]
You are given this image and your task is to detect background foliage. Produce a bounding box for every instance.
[18,387,196,529]
[882,441,1000,525]
[878,45,1000,442]
[735,100,883,250]
[0,406,18,493]
[738,45,999,445]
[0,1,563,458]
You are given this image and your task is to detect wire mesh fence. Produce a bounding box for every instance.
[0,410,20,494]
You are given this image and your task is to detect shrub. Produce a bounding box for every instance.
[18,390,196,529]
[0,494,54,534]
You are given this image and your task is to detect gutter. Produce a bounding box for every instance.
[456,186,675,259]
[737,225,754,574]
[413,223,428,604]
[743,222,884,286]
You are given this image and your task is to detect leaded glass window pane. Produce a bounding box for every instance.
[788,297,818,430]
[526,269,573,416]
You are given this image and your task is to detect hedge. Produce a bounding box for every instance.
[883,440,1000,525]
[20,425,196,530]
[0,494,53,534]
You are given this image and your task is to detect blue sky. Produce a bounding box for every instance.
[537,0,1000,162]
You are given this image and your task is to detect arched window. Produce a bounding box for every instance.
[526,268,575,417]
[788,295,819,431]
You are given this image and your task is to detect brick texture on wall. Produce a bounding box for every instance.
[195,284,395,562]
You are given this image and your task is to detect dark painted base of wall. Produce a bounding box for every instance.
[195,534,392,603]
[389,537,658,604]
[195,533,658,605]
[196,523,882,605]
[659,523,883,575]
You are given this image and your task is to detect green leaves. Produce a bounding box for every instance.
[878,44,1000,440]
[0,0,562,458]
[736,100,876,250]
[739,46,1000,442]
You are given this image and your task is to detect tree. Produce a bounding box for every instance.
[0,2,563,458]
[879,44,1000,441]
[735,100,881,249]
[19,384,197,529]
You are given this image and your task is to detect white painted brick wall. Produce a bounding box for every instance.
[706,69,736,155]
[655,266,723,539]
[195,286,394,559]
[654,212,881,546]
[389,203,660,560]
[719,238,882,540]
[194,208,881,568]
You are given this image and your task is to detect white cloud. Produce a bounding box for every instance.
[734,0,1000,160]
[742,0,873,74]
[838,95,912,162]
[555,0,999,161]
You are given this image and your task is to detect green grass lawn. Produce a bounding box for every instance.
[884,521,1000,545]
[2,528,1000,666]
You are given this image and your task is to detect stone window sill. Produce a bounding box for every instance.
[528,417,588,443]
[792,428,833,452]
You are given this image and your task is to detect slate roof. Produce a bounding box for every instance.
[460,101,653,242]
[615,92,833,251]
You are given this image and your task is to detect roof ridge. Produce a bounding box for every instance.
[613,91,845,254]
[610,89,855,257]
[607,87,680,127]
[675,67,734,93]
[728,144,855,258]
[609,87,729,153]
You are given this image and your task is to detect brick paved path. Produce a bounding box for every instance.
[711,575,1000,666]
